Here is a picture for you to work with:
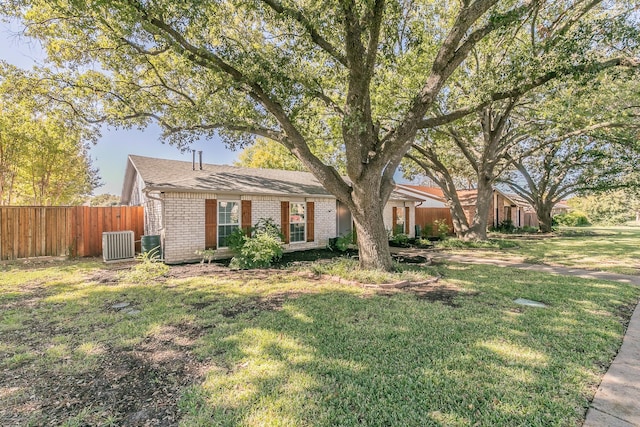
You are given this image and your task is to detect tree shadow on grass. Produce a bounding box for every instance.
[1,262,638,426]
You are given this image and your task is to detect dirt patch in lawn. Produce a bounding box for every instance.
[377,281,478,307]
[0,322,209,426]
[220,292,301,318]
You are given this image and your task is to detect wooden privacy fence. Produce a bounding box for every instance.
[415,207,454,235]
[0,206,144,260]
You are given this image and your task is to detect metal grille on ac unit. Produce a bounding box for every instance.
[102,231,135,262]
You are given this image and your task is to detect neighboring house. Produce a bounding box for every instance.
[551,200,570,216]
[397,184,540,230]
[121,155,418,263]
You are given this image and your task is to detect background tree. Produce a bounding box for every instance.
[0,61,100,205]
[403,1,640,240]
[568,189,640,225]
[505,136,639,231]
[502,72,640,231]
[235,137,346,173]
[4,0,638,268]
[87,193,121,206]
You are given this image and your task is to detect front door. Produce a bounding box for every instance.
[336,201,352,236]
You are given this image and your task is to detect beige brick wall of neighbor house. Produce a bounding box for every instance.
[159,193,338,263]
[163,197,206,263]
[383,201,415,237]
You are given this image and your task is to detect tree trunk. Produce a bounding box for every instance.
[457,178,493,241]
[443,194,471,239]
[349,186,394,271]
[536,202,554,233]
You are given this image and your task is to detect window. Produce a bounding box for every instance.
[289,202,305,243]
[218,201,240,247]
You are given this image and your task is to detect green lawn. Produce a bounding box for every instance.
[1,256,638,426]
[441,226,640,275]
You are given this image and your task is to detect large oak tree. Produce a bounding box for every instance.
[4,0,636,268]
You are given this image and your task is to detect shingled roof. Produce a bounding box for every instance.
[121,155,417,203]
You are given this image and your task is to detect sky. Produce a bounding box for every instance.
[0,20,239,196]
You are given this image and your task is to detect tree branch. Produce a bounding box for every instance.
[259,0,348,67]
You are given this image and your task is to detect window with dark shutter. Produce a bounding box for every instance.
[306,201,314,242]
[281,201,290,243]
[205,199,217,249]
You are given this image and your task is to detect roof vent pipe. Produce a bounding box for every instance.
[192,150,196,171]
[198,151,203,170]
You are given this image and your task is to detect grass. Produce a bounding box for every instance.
[440,226,640,275]
[303,257,432,283]
[1,254,639,426]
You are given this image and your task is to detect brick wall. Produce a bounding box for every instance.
[142,191,415,263]
[163,197,206,263]
[156,192,338,263]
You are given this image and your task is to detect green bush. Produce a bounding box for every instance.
[420,223,434,238]
[433,219,450,238]
[490,218,516,233]
[334,231,355,252]
[553,212,590,227]
[391,232,410,246]
[225,228,247,252]
[228,218,284,269]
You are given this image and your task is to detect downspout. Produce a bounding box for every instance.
[143,188,166,260]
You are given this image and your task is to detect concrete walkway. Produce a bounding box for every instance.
[424,251,640,426]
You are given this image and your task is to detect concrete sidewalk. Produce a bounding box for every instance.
[584,303,640,426]
[425,251,640,426]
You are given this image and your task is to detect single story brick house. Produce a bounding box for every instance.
[397,184,540,229]
[121,155,418,263]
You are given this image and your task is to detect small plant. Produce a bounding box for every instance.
[195,248,216,264]
[228,218,284,269]
[421,223,434,238]
[392,233,410,245]
[433,219,450,239]
[415,238,433,248]
[334,231,355,252]
[491,219,516,233]
[122,248,169,283]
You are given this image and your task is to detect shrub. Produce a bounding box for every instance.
[553,212,590,227]
[420,223,434,238]
[333,231,355,252]
[519,225,539,233]
[433,219,450,239]
[225,228,247,253]
[490,219,516,233]
[228,218,284,269]
[391,233,410,246]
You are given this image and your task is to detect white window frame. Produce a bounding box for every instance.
[218,200,240,248]
[289,202,306,243]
